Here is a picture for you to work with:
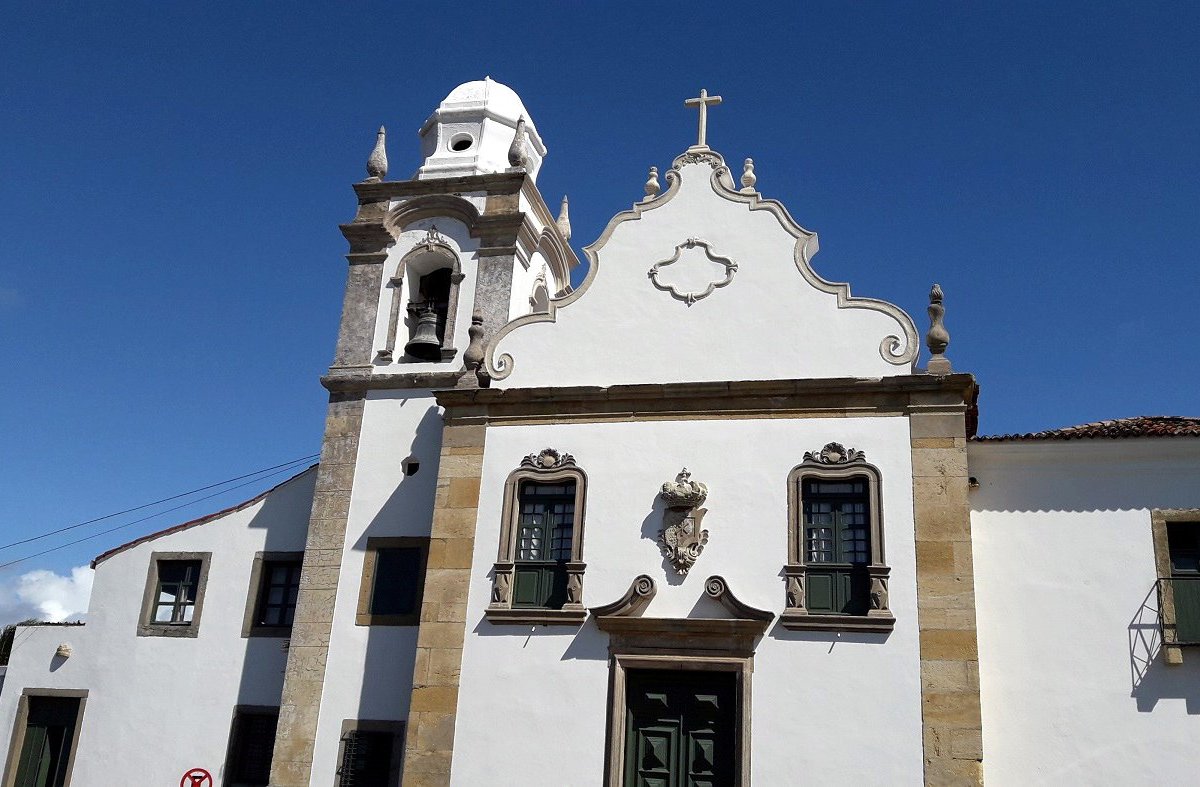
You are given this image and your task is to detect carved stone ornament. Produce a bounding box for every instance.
[803,442,866,465]
[365,125,387,181]
[658,468,709,575]
[647,238,738,306]
[521,448,576,470]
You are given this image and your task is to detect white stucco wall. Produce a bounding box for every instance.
[452,415,925,785]
[970,439,1200,785]
[0,467,316,785]
[491,153,918,389]
[308,389,443,784]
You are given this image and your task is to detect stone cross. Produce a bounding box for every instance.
[684,88,722,148]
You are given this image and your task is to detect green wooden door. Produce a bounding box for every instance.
[13,697,80,787]
[624,670,736,787]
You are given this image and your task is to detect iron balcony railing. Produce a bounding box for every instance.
[1156,576,1200,646]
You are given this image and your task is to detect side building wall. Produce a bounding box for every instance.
[0,468,316,786]
[970,439,1200,784]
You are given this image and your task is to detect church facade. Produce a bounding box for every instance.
[2,80,1199,787]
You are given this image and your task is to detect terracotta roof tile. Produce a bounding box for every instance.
[972,416,1200,442]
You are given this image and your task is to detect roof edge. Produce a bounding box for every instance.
[90,464,318,568]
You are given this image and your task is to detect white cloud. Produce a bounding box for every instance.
[0,566,93,626]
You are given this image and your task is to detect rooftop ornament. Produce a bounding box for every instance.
[365,125,388,182]
[925,283,952,375]
[684,88,722,149]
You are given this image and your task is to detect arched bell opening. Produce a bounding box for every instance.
[395,234,465,364]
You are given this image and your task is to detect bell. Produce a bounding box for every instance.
[404,304,442,361]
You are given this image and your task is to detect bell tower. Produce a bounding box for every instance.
[269,78,577,787]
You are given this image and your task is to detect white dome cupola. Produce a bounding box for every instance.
[415,77,547,182]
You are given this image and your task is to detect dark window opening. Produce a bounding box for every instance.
[254,560,302,628]
[152,560,201,624]
[338,729,396,787]
[369,547,423,617]
[801,477,871,615]
[226,708,279,787]
[450,136,473,151]
[512,480,576,609]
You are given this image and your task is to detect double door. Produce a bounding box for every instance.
[624,669,737,787]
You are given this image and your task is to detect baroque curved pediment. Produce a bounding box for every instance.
[485,146,920,385]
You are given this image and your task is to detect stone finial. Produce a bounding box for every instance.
[556,195,572,241]
[465,309,489,369]
[644,166,661,201]
[507,115,528,169]
[741,158,757,192]
[366,125,388,181]
[925,283,952,375]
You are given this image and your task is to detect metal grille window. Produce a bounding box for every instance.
[152,560,201,624]
[512,480,576,609]
[338,729,396,787]
[226,709,278,786]
[255,560,301,628]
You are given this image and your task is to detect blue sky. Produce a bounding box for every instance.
[2,2,1197,622]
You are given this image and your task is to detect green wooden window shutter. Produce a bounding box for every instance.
[1167,522,1200,643]
[512,480,576,609]
[802,478,872,615]
[13,696,80,787]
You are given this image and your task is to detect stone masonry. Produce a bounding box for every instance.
[911,405,985,786]
[401,421,487,787]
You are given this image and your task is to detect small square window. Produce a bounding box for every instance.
[336,720,405,786]
[139,552,211,638]
[225,706,279,787]
[243,552,303,637]
[356,538,428,626]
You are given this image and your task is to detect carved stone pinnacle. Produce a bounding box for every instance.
[925,283,952,375]
[508,116,528,169]
[366,125,388,181]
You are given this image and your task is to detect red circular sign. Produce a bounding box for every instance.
[181,768,212,787]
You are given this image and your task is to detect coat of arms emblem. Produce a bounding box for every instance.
[658,468,709,574]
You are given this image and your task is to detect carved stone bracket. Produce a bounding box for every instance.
[647,238,738,306]
[590,575,656,618]
[704,576,773,622]
[658,469,709,575]
[802,442,866,465]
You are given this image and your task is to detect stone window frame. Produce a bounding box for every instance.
[241,551,304,638]
[334,718,405,786]
[137,551,212,638]
[1,688,88,787]
[781,445,895,632]
[1151,508,1200,665]
[485,448,588,626]
[355,537,430,627]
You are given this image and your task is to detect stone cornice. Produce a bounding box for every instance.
[436,374,979,427]
[321,368,466,393]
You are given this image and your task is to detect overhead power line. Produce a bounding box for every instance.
[0,454,318,553]
[0,457,318,571]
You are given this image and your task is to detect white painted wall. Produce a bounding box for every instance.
[452,415,925,785]
[970,439,1200,785]
[308,389,443,784]
[0,467,316,785]
[491,153,918,389]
